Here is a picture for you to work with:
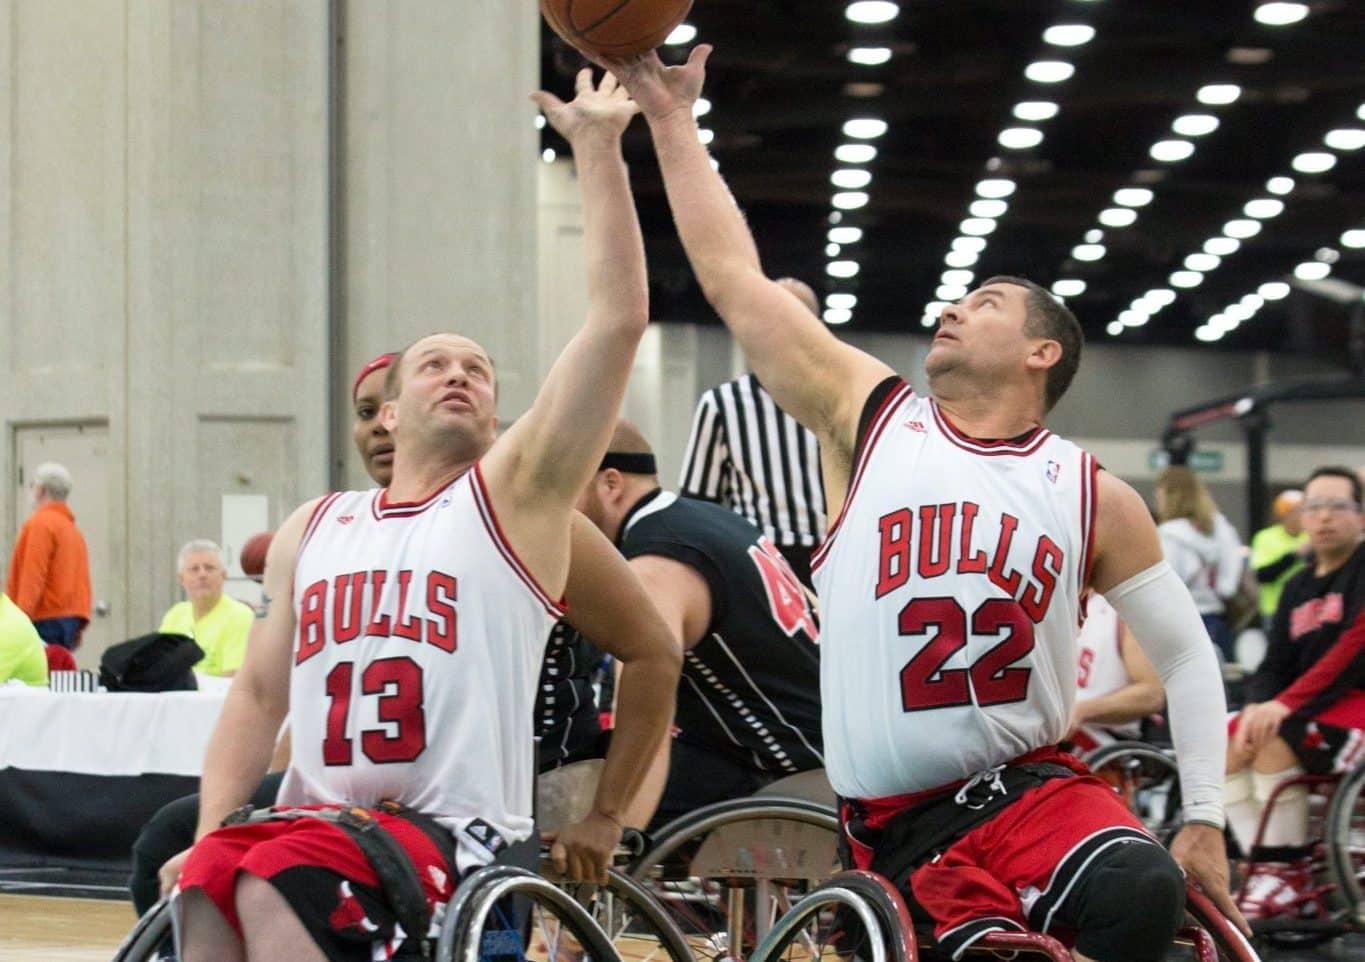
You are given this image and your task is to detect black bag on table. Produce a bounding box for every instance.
[99,632,203,692]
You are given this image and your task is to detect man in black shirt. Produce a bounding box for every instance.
[1227,466,1365,920]
[577,420,824,829]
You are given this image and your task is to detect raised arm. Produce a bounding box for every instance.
[490,71,648,514]
[603,47,893,462]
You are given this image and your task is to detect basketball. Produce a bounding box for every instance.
[541,0,694,59]
[239,531,273,579]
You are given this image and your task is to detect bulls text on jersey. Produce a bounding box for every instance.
[296,568,459,664]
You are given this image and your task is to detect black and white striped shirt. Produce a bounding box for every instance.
[678,375,826,549]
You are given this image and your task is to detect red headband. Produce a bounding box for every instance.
[352,353,397,402]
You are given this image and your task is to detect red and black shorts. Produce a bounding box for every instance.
[177,805,456,962]
[1230,692,1365,774]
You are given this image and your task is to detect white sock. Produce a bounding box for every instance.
[1253,766,1309,848]
[1224,771,1260,854]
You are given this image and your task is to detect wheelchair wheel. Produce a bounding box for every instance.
[628,798,840,962]
[1183,885,1263,961]
[1083,741,1182,843]
[747,870,914,962]
[110,897,174,962]
[547,860,696,962]
[436,864,622,962]
[1326,760,1365,924]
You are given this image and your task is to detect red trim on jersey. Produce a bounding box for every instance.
[469,463,568,617]
[811,380,915,573]
[929,400,1052,458]
[371,480,457,521]
[299,492,344,558]
[1079,454,1100,591]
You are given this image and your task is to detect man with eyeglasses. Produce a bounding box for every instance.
[1226,466,1365,919]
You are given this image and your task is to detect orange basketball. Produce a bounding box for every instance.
[542,0,694,59]
[239,531,273,579]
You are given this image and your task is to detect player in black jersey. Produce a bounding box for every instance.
[576,420,823,829]
[1228,466,1365,918]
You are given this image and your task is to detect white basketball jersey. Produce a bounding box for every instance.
[277,465,562,868]
[812,381,1098,799]
[1075,594,1141,742]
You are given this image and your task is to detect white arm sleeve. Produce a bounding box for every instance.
[1103,560,1227,828]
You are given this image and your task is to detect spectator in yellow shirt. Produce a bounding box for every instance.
[157,540,254,677]
[0,588,48,686]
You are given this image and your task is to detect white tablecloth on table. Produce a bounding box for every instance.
[0,686,227,776]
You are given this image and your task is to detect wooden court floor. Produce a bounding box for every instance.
[0,894,136,961]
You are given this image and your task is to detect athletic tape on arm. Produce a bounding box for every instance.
[1104,560,1226,828]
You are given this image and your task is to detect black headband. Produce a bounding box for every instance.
[599,452,657,474]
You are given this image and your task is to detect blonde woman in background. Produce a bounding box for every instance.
[1156,466,1246,663]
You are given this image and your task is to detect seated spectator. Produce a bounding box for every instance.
[1155,466,1245,662]
[6,461,91,649]
[1068,592,1164,753]
[0,578,49,687]
[1226,467,1365,919]
[1250,489,1309,629]
[158,539,254,678]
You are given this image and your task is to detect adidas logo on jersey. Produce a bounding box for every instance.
[337,515,354,525]
[906,420,927,433]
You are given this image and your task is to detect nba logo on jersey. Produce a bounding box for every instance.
[1046,460,1061,484]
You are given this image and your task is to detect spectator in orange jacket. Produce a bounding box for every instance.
[6,462,91,650]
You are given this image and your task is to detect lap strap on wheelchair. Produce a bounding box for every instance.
[223,799,455,953]
[847,762,1075,896]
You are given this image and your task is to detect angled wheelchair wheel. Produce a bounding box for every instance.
[437,865,622,962]
[1083,741,1183,843]
[110,897,174,962]
[1326,759,1365,925]
[1183,885,1263,962]
[546,859,696,962]
[628,798,841,962]
[747,870,915,962]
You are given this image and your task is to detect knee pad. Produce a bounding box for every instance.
[1069,841,1185,962]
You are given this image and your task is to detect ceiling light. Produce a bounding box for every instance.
[1341,229,1365,249]
[998,127,1044,149]
[1185,253,1221,272]
[1196,84,1242,106]
[945,249,980,268]
[1244,198,1284,219]
[1043,24,1096,46]
[698,128,715,145]
[1052,279,1087,297]
[1359,104,1365,121]
[970,199,1008,218]
[1150,139,1195,162]
[1325,129,1365,152]
[960,218,997,236]
[1259,282,1291,300]
[937,284,969,301]
[832,168,873,189]
[1071,244,1106,262]
[953,236,988,254]
[843,118,888,139]
[1202,237,1240,257]
[1172,114,1220,137]
[826,243,841,258]
[1223,219,1262,239]
[1118,310,1149,327]
[975,178,1017,199]
[827,260,860,278]
[829,226,863,245]
[1291,151,1336,174]
[1106,321,1124,337]
[1170,270,1204,288]
[942,270,975,288]
[925,300,948,318]
[1208,314,1236,333]
[1224,304,1254,323]
[836,143,878,164]
[1253,3,1309,26]
[1099,208,1138,228]
[827,293,858,310]
[823,308,853,325]
[535,114,546,130]
[1024,61,1075,84]
[1145,288,1178,308]
[541,148,557,163]
[833,191,869,210]
[1084,229,1104,244]
[1013,101,1059,122]
[1266,176,1295,195]
[1294,261,1331,281]
[691,100,712,120]
[848,47,894,66]
[1318,247,1340,263]
[1241,294,1266,311]
[1114,187,1155,207]
[664,23,697,44]
[845,1,899,23]
[1195,326,1222,343]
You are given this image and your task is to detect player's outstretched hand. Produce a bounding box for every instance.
[531,68,639,146]
[595,45,711,123]
[548,810,621,884]
[158,847,192,898]
[1170,823,1252,937]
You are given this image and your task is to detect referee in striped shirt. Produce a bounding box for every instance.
[678,278,827,588]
